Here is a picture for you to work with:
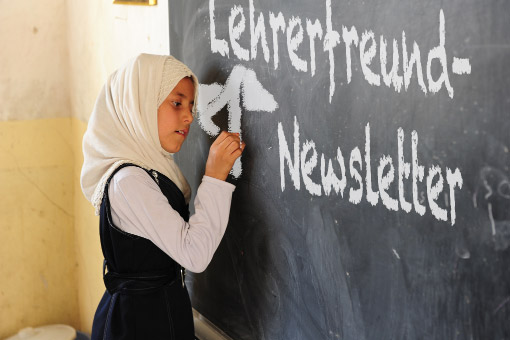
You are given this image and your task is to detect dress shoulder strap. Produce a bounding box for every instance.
[104,162,159,187]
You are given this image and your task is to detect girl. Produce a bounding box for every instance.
[80,53,244,340]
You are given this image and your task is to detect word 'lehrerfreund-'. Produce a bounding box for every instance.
[278,117,463,225]
[209,0,471,102]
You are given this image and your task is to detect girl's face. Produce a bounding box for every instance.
[157,77,195,153]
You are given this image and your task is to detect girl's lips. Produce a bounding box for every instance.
[176,129,188,137]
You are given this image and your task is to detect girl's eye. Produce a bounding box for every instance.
[172,101,182,107]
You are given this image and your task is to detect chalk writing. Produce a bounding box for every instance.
[203,1,468,225]
[277,117,463,225]
[209,0,471,100]
[197,64,278,177]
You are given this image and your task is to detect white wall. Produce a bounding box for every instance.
[66,0,170,122]
[0,0,170,123]
[0,0,70,121]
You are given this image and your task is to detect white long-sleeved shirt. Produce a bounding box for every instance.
[107,166,235,273]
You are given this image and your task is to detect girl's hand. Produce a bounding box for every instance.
[205,131,246,181]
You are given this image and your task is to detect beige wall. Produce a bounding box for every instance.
[71,118,102,336]
[0,118,80,338]
[0,0,170,337]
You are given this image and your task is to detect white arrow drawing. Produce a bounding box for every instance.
[197,64,278,178]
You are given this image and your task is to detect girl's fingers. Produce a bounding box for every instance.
[206,133,245,180]
[218,134,241,150]
[214,131,240,145]
[229,139,245,153]
[212,131,244,161]
[227,142,245,160]
[212,131,230,146]
[225,140,240,155]
[233,144,244,155]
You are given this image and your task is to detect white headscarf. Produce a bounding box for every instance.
[80,53,199,215]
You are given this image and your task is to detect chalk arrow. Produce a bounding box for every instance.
[197,64,278,177]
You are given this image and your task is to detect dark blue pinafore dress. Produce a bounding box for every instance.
[91,163,195,340]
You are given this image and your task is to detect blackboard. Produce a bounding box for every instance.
[170,1,510,339]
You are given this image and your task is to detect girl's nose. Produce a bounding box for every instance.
[183,107,194,123]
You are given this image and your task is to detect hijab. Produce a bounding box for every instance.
[80,53,199,215]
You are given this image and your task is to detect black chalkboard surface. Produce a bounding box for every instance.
[170,1,510,339]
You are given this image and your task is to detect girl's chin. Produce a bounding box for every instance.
[163,143,183,154]
[160,138,185,154]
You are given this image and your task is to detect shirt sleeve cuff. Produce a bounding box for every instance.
[202,175,236,192]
